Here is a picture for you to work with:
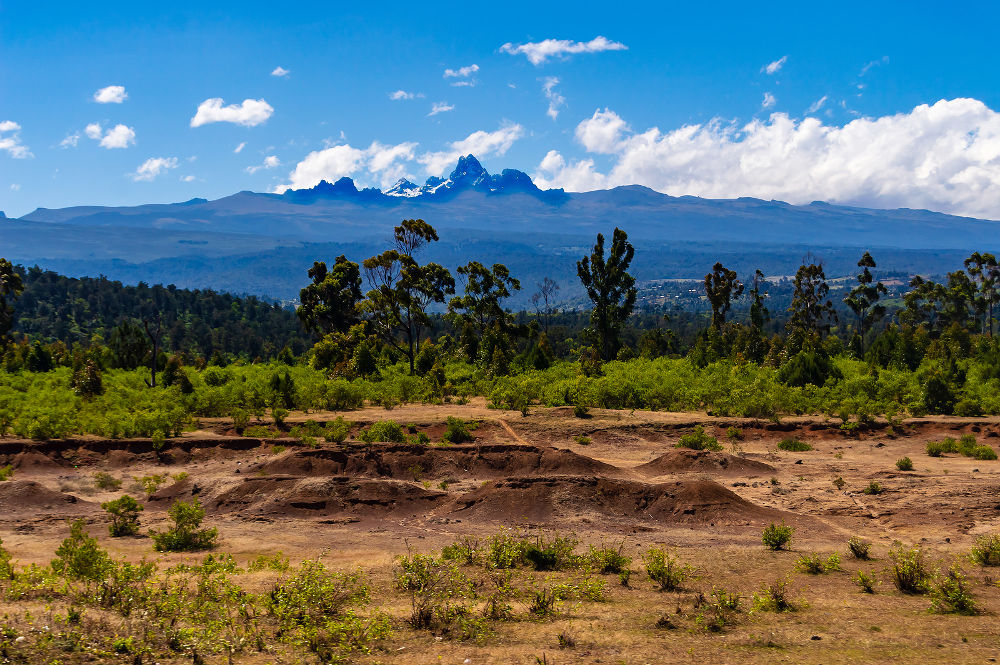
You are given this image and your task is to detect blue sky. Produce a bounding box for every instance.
[3,0,1000,218]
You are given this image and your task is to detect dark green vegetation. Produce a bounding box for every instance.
[4,223,1000,440]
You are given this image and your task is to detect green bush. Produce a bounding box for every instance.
[862,481,883,495]
[926,440,945,457]
[795,552,840,574]
[644,547,694,591]
[150,498,218,552]
[895,457,913,471]
[847,537,872,560]
[441,417,475,444]
[51,519,110,581]
[588,544,632,574]
[751,577,797,612]
[573,435,592,445]
[888,542,933,594]
[762,521,793,550]
[101,495,143,537]
[930,565,978,614]
[325,416,352,443]
[969,533,1000,567]
[854,569,878,593]
[971,445,998,460]
[676,425,722,451]
[0,465,13,481]
[777,438,812,452]
[93,471,122,490]
[358,420,406,444]
[726,426,743,440]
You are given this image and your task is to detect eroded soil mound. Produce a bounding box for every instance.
[251,443,621,480]
[0,480,89,514]
[636,449,775,477]
[446,476,784,525]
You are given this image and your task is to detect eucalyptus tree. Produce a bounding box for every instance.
[577,228,637,361]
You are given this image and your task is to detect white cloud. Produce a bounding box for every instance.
[806,95,828,115]
[99,124,136,149]
[428,102,455,116]
[180,175,196,182]
[190,98,274,127]
[575,108,629,153]
[762,92,777,109]
[860,56,889,76]
[279,141,418,191]
[271,66,290,77]
[532,98,1000,219]
[542,77,565,120]
[499,36,627,65]
[0,121,31,159]
[234,142,246,154]
[390,90,419,100]
[93,85,127,103]
[246,154,281,174]
[10,183,20,191]
[60,132,81,148]
[85,123,103,140]
[419,123,524,176]
[444,64,479,78]
[762,56,787,75]
[132,157,178,182]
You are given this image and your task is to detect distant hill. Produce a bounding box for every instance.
[4,154,997,303]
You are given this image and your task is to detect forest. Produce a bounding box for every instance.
[1,218,999,440]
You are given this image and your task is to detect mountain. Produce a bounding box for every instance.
[4,154,999,303]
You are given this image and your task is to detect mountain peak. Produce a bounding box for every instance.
[449,154,486,182]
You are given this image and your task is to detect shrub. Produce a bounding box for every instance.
[777,438,812,452]
[644,547,694,591]
[102,495,143,537]
[325,416,351,443]
[93,471,122,491]
[695,587,742,632]
[0,465,14,481]
[847,537,872,560]
[51,519,111,582]
[588,543,632,574]
[231,408,250,433]
[795,552,841,574]
[358,420,406,444]
[394,553,480,638]
[135,473,167,497]
[676,425,722,451]
[522,534,579,571]
[573,435,592,445]
[726,427,743,440]
[751,577,796,612]
[926,440,945,457]
[573,404,590,418]
[832,476,846,490]
[441,417,475,444]
[762,521,793,550]
[272,408,289,428]
[930,565,978,614]
[441,537,482,566]
[971,445,998,460]
[862,481,883,495]
[855,569,878,593]
[895,457,913,471]
[969,533,1000,567]
[150,498,218,552]
[887,542,933,594]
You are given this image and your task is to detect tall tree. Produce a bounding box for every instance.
[786,259,837,343]
[577,228,637,361]
[964,252,999,335]
[703,262,743,329]
[297,255,363,337]
[843,251,887,354]
[362,220,455,374]
[900,275,947,332]
[0,258,24,344]
[109,319,150,370]
[531,277,560,332]
[747,269,770,330]
[448,262,521,364]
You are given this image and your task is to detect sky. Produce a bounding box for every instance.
[3,0,1000,218]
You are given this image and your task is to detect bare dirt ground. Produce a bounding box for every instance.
[3,399,1000,664]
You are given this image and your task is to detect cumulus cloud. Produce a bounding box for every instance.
[132,157,178,182]
[280,141,418,191]
[190,98,274,127]
[542,77,565,120]
[234,142,246,154]
[271,66,290,77]
[0,121,32,158]
[99,124,136,149]
[762,56,787,75]
[532,98,1000,219]
[246,155,281,174]
[428,102,454,117]
[500,36,627,65]
[444,64,479,78]
[419,123,524,176]
[575,108,629,153]
[85,123,103,140]
[93,85,127,103]
[762,92,777,109]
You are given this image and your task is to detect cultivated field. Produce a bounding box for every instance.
[2,401,999,664]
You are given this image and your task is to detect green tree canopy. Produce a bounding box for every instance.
[577,228,637,361]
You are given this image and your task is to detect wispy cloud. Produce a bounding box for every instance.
[131,157,178,181]
[428,101,455,116]
[806,95,828,114]
[60,132,81,148]
[93,85,127,103]
[271,66,290,77]
[500,36,627,65]
[190,98,274,127]
[180,175,196,182]
[762,56,787,75]
[389,90,423,100]
[234,142,246,154]
[542,77,565,120]
[246,155,280,174]
[0,121,32,158]
[860,55,889,76]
